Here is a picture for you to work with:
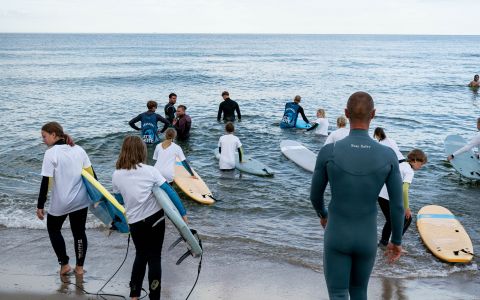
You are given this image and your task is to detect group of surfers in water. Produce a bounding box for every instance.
[36,85,479,299]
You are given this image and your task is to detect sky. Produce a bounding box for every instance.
[0,0,478,35]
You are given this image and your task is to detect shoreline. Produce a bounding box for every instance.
[0,227,478,299]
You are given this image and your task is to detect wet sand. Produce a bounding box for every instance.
[0,227,478,299]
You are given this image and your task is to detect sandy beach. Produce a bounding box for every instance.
[0,226,478,300]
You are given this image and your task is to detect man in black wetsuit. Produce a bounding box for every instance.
[310,91,404,300]
[217,91,241,122]
[164,93,177,124]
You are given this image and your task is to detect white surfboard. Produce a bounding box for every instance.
[214,149,275,176]
[280,140,317,173]
[444,135,480,180]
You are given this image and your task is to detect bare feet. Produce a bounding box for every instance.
[60,264,72,275]
[74,265,84,275]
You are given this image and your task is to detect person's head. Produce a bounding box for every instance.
[225,122,235,133]
[147,100,158,111]
[176,105,187,117]
[336,116,347,128]
[316,109,326,118]
[407,149,428,170]
[169,93,177,104]
[345,91,375,128]
[222,91,229,100]
[165,128,177,140]
[41,122,74,146]
[373,127,386,141]
[116,136,147,170]
[474,74,479,82]
[293,95,301,103]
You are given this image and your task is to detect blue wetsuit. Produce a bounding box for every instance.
[310,129,403,300]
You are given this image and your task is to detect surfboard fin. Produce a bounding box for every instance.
[168,236,184,251]
[176,250,192,265]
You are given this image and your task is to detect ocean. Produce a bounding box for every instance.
[0,33,478,280]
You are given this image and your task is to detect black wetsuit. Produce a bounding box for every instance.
[217,98,241,122]
[311,129,404,300]
[164,102,176,124]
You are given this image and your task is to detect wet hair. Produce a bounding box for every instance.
[294,95,301,102]
[147,100,158,110]
[346,91,374,122]
[407,149,428,164]
[41,122,75,146]
[474,74,479,80]
[115,136,147,170]
[317,109,326,118]
[165,128,177,140]
[477,117,480,123]
[373,127,386,141]
[222,91,229,97]
[225,122,235,133]
[177,105,187,111]
[337,116,347,128]
[169,93,177,99]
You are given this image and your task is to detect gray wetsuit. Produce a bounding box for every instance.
[310,129,404,300]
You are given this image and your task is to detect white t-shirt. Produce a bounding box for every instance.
[379,162,414,200]
[153,142,186,183]
[453,132,480,157]
[112,163,165,224]
[313,118,329,136]
[324,127,349,145]
[218,134,242,170]
[379,137,404,160]
[41,144,91,216]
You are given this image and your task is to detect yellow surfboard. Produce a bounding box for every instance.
[417,205,473,263]
[173,161,215,205]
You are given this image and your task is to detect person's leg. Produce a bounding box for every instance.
[146,211,165,300]
[129,220,149,299]
[324,243,352,300]
[69,207,88,274]
[377,197,391,246]
[46,213,70,274]
[349,247,377,300]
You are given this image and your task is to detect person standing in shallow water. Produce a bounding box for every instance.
[280,95,309,128]
[164,93,177,124]
[173,105,191,141]
[217,91,241,122]
[37,122,95,275]
[468,74,479,88]
[310,92,404,300]
[129,100,170,144]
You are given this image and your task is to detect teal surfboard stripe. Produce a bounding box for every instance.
[417,214,456,219]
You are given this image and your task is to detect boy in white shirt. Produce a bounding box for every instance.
[218,122,243,170]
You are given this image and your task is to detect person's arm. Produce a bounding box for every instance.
[298,106,309,123]
[402,182,411,219]
[160,182,186,216]
[236,102,241,120]
[181,160,195,177]
[217,103,223,121]
[310,147,329,223]
[238,147,244,163]
[129,114,142,131]
[37,176,50,210]
[306,123,318,132]
[156,114,171,133]
[452,134,480,157]
[385,160,404,246]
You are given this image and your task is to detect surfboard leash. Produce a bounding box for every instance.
[184,230,203,300]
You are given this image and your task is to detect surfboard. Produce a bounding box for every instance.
[280,140,317,173]
[214,149,275,176]
[417,205,474,263]
[174,161,215,205]
[152,186,202,257]
[444,135,480,180]
[81,170,129,233]
[295,119,312,129]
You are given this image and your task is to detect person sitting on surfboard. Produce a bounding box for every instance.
[280,95,309,128]
[112,135,187,300]
[447,117,480,161]
[468,74,479,88]
[377,149,428,248]
[306,108,329,135]
[217,91,241,122]
[218,122,244,170]
[129,100,170,144]
[37,122,96,276]
[172,105,191,141]
[324,116,349,145]
[153,128,196,183]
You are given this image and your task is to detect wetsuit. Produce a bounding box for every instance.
[310,129,404,300]
[164,102,176,124]
[129,111,170,144]
[174,114,191,140]
[217,98,241,122]
[280,102,309,128]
